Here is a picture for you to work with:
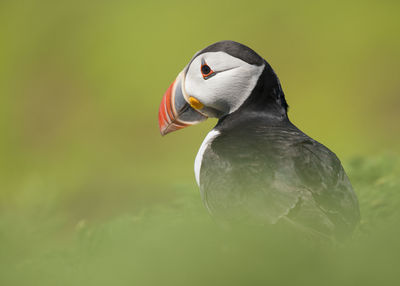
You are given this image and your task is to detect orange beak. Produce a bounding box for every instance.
[158,72,206,136]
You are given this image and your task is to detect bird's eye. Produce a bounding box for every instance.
[201,65,211,75]
[200,62,215,79]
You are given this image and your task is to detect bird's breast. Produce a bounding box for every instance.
[194,129,220,186]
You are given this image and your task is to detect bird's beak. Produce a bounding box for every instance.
[158,71,207,136]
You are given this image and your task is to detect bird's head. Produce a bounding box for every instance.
[158,40,288,135]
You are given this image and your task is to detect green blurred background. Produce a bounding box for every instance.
[1,0,400,285]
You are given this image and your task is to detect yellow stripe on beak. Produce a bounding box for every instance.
[188,96,204,110]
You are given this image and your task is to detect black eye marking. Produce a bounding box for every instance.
[201,64,211,75]
[200,59,216,80]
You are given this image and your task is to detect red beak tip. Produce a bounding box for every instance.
[158,77,194,136]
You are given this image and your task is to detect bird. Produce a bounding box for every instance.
[158,40,360,240]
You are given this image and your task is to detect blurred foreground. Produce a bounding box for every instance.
[1,154,400,286]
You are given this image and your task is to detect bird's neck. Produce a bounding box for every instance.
[217,63,289,127]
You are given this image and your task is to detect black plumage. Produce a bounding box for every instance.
[198,44,360,239]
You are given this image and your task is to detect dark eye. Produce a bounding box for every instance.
[200,62,215,79]
[201,65,211,75]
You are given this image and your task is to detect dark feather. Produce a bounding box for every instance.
[194,41,360,239]
[200,114,360,239]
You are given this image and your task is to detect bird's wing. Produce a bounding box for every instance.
[200,125,359,237]
[290,138,360,236]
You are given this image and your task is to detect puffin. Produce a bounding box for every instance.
[158,40,360,239]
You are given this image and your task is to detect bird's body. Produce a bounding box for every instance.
[159,40,360,239]
[198,114,359,239]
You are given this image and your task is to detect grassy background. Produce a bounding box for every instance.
[0,0,400,285]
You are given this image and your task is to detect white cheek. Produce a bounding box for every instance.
[224,65,264,113]
[185,57,264,114]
